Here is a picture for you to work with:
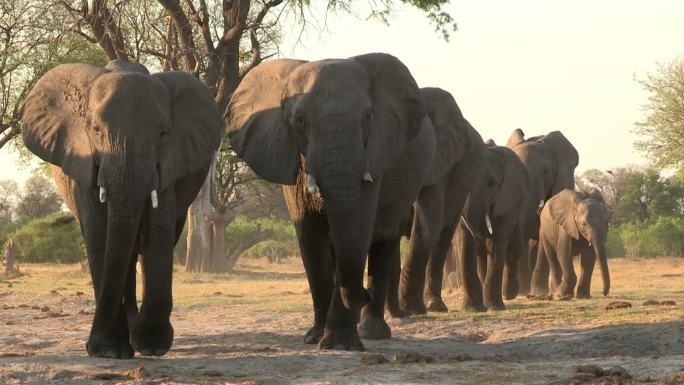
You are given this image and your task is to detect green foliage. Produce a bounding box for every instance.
[605,227,625,258]
[613,216,684,258]
[231,215,297,260]
[634,57,684,169]
[10,212,85,263]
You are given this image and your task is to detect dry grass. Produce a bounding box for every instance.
[0,257,682,384]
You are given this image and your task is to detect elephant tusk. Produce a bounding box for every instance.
[151,190,158,209]
[306,174,318,195]
[363,171,373,183]
[539,199,545,208]
[485,213,493,235]
[99,187,106,203]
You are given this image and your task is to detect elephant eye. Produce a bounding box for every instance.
[92,125,102,136]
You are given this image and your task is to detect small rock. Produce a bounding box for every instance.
[575,364,604,376]
[17,304,28,308]
[212,291,222,296]
[124,366,149,379]
[394,352,434,364]
[661,300,677,306]
[202,370,223,377]
[643,300,659,306]
[360,353,389,365]
[49,289,59,295]
[7,282,12,288]
[30,305,40,310]
[608,366,631,379]
[75,291,84,297]
[605,301,632,310]
[5,320,15,325]
[1,305,14,310]
[89,372,127,380]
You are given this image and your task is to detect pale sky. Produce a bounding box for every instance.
[2,0,683,185]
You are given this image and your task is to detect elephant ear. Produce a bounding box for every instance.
[153,71,222,190]
[543,131,579,193]
[549,189,581,240]
[420,87,467,185]
[506,128,526,148]
[493,147,528,217]
[226,59,307,185]
[351,53,425,178]
[22,64,109,187]
[586,187,605,203]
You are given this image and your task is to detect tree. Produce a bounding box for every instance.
[634,57,684,169]
[15,174,62,221]
[0,180,18,220]
[2,0,455,271]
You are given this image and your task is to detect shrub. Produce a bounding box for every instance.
[11,212,85,263]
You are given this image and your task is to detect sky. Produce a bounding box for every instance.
[2,0,683,185]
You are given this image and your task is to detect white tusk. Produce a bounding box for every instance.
[99,187,106,203]
[363,171,373,183]
[151,190,158,209]
[306,174,318,195]
[539,199,545,208]
[485,213,493,235]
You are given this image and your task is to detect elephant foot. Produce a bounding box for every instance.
[426,298,449,312]
[461,300,487,313]
[503,284,519,300]
[527,294,553,301]
[86,335,134,359]
[576,288,591,299]
[399,295,427,316]
[386,304,407,319]
[304,323,325,344]
[556,293,573,301]
[358,313,391,340]
[131,316,174,356]
[318,326,365,351]
[485,302,506,311]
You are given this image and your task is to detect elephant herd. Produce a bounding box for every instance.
[20,53,610,358]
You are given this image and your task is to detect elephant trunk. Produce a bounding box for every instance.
[310,115,368,310]
[593,233,610,296]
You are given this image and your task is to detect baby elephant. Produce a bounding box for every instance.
[531,189,610,299]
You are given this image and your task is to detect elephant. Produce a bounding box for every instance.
[506,129,579,295]
[393,87,485,316]
[225,53,444,350]
[531,189,610,299]
[21,59,222,358]
[453,144,530,311]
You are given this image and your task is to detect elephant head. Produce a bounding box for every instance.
[548,189,610,295]
[225,53,425,310]
[22,60,221,297]
[507,129,579,235]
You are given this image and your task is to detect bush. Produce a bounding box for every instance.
[616,216,684,258]
[236,215,297,261]
[10,212,85,263]
[605,227,625,258]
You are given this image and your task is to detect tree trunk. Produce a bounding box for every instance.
[223,226,274,271]
[2,240,16,274]
[185,170,213,272]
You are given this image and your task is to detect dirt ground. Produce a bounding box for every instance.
[1,257,683,385]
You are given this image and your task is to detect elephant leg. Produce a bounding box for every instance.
[516,238,534,296]
[318,271,364,351]
[131,191,176,356]
[359,240,395,339]
[531,236,552,297]
[399,184,443,316]
[456,222,486,312]
[74,187,134,359]
[576,247,595,299]
[483,233,508,311]
[384,240,404,318]
[503,223,522,300]
[296,212,334,344]
[477,246,487,284]
[424,220,460,312]
[556,234,576,299]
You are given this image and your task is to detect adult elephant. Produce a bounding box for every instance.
[506,129,579,295]
[225,53,441,350]
[393,87,484,316]
[21,60,222,358]
[455,144,529,311]
[531,189,610,299]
